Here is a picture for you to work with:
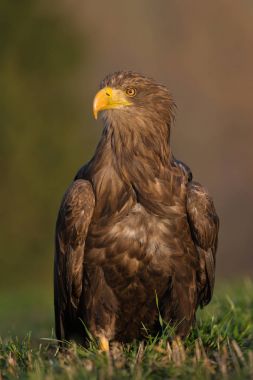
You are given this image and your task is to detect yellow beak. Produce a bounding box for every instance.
[93,87,133,119]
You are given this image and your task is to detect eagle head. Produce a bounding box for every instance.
[93,71,175,126]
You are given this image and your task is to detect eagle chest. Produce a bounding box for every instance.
[85,203,178,299]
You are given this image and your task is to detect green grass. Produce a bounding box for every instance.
[0,279,253,379]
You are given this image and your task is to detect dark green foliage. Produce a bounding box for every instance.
[0,280,253,379]
[0,0,90,288]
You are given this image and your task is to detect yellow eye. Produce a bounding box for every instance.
[125,87,136,97]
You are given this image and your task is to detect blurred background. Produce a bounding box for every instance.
[0,0,252,337]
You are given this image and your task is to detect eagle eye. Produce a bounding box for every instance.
[125,87,136,97]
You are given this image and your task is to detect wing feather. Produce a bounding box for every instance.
[186,181,219,306]
[54,179,95,340]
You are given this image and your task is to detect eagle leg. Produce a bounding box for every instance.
[161,274,198,338]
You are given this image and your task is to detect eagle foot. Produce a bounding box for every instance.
[98,336,109,352]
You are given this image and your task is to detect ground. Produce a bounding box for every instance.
[0,279,253,379]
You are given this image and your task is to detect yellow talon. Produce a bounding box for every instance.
[99,336,109,352]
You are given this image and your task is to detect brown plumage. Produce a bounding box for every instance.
[54,71,219,346]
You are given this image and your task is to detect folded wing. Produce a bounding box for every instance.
[186,182,219,306]
[54,179,95,340]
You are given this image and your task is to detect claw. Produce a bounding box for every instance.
[99,336,109,352]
